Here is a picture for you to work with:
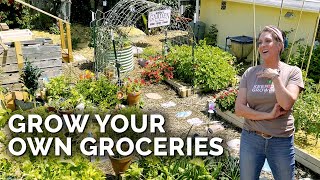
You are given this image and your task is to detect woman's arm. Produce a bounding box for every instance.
[272,77,300,110]
[257,68,302,110]
[235,88,288,120]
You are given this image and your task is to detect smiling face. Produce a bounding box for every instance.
[258,32,282,61]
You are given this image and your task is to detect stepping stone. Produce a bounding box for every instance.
[187,118,203,126]
[226,139,240,151]
[146,93,162,99]
[206,123,225,133]
[176,111,192,118]
[161,101,176,108]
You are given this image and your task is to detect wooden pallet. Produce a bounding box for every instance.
[0,29,33,43]
[216,109,320,175]
[0,43,62,90]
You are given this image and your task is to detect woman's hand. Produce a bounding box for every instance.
[269,103,288,119]
[256,68,279,79]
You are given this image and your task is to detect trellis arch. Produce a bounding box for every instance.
[92,0,195,73]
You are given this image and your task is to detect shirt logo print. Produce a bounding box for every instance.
[252,84,274,93]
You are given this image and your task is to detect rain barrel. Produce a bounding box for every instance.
[228,36,253,61]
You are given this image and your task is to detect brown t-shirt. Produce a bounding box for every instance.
[239,62,304,137]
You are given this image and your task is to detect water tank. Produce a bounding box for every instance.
[228,36,253,61]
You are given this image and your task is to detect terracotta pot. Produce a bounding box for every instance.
[127,91,141,106]
[109,155,133,175]
[47,106,56,112]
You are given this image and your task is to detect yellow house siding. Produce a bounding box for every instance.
[200,0,318,53]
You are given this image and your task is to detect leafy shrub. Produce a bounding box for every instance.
[214,87,239,112]
[141,56,174,84]
[205,24,218,46]
[289,44,320,82]
[0,0,39,29]
[0,155,105,179]
[294,91,320,142]
[75,77,120,109]
[49,24,60,34]
[123,155,240,179]
[166,41,237,92]
[46,76,71,100]
[20,60,42,99]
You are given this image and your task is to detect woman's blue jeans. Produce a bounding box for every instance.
[240,129,295,180]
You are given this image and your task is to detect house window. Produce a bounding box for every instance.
[221,1,226,10]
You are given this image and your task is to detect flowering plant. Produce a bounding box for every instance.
[124,78,145,94]
[79,70,95,80]
[214,87,239,112]
[141,56,174,84]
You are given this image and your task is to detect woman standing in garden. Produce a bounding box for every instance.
[235,25,304,180]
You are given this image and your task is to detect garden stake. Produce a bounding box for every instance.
[90,11,98,75]
[192,13,196,90]
[252,0,257,66]
[300,32,310,69]
[305,8,320,81]
[286,0,306,64]
[164,29,168,60]
[277,0,284,28]
[111,29,122,86]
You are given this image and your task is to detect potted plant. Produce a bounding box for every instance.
[123,78,145,106]
[16,59,42,110]
[107,107,144,175]
[57,89,82,114]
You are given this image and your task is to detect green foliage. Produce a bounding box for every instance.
[0,0,39,29]
[214,88,238,113]
[204,24,218,46]
[141,47,161,60]
[75,77,120,109]
[294,91,320,142]
[46,76,71,100]
[0,155,105,179]
[49,24,60,34]
[20,60,43,98]
[288,44,320,82]
[123,155,240,180]
[166,41,237,92]
[0,108,11,128]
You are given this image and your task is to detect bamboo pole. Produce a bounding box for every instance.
[301,32,310,69]
[15,0,69,24]
[278,0,284,28]
[253,0,257,66]
[286,0,306,64]
[304,9,320,81]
